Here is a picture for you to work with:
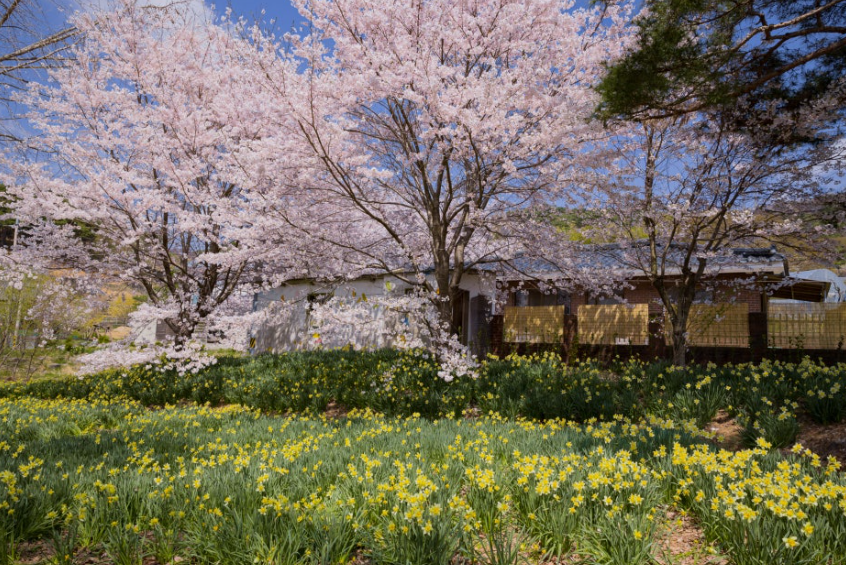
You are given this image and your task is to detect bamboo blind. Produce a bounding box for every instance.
[769,303,846,350]
[503,305,567,343]
[666,304,750,347]
[577,304,649,346]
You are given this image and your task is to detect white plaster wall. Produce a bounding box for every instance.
[129,320,158,345]
[253,276,420,353]
[253,273,497,354]
[128,319,245,350]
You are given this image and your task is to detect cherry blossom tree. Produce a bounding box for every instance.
[243,0,634,337]
[6,0,296,355]
[580,98,846,366]
[0,0,77,128]
[0,216,105,377]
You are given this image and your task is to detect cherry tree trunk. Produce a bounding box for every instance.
[434,267,460,337]
[669,311,689,367]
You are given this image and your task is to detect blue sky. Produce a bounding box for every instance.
[50,0,304,29]
[217,1,301,28]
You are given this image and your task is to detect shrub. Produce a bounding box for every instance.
[2,352,845,430]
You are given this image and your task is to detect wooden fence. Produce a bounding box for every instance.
[577,304,649,345]
[665,304,750,348]
[503,305,567,343]
[502,301,846,354]
[769,303,846,350]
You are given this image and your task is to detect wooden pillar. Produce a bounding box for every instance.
[562,314,578,361]
[647,314,667,361]
[749,312,768,362]
[489,315,504,357]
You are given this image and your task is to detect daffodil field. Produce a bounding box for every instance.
[1,352,846,564]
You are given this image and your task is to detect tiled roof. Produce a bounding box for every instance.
[494,243,786,278]
[277,243,787,284]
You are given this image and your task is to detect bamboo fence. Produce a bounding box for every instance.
[577,304,650,346]
[769,303,846,350]
[665,304,749,347]
[503,305,567,343]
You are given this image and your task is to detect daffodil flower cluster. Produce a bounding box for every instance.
[2,395,846,565]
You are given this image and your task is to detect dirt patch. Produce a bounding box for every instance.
[535,552,588,564]
[654,509,727,565]
[705,411,845,470]
[74,547,111,564]
[792,418,846,468]
[706,410,744,451]
[15,539,190,565]
[106,326,132,340]
[324,400,350,419]
[348,549,372,565]
[15,539,54,565]
[462,406,482,420]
